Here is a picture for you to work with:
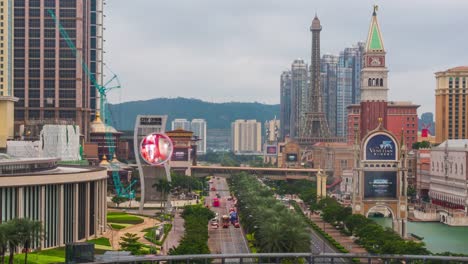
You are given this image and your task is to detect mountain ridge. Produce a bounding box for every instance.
[108,97,280,131]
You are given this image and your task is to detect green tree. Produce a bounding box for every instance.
[119,233,143,255]
[0,224,9,264]
[6,221,19,264]
[14,219,44,264]
[153,179,172,211]
[111,196,129,207]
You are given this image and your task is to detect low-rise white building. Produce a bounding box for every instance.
[414,140,468,226]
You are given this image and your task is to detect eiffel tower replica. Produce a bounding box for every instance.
[298,15,336,145]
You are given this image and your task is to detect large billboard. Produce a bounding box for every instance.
[365,134,397,161]
[364,171,397,199]
[172,148,189,161]
[286,153,298,162]
[265,145,278,156]
[139,133,173,165]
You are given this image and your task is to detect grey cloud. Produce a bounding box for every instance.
[104,0,468,115]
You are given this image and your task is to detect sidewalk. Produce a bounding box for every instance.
[161,210,184,255]
[295,200,367,254]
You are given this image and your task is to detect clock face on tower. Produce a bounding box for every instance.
[367,56,384,67]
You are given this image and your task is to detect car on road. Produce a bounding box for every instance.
[208,180,213,184]
[226,196,232,201]
[210,187,216,191]
[216,177,220,180]
[216,193,221,198]
[212,197,220,207]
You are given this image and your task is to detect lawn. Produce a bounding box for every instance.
[5,247,65,264]
[88,237,111,247]
[107,212,144,225]
[110,223,128,230]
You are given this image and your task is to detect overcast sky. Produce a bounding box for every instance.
[104,0,468,115]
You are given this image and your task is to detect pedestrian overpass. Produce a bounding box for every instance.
[190,165,318,181]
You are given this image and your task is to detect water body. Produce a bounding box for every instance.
[370,217,468,254]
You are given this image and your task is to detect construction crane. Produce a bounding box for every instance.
[48,10,136,198]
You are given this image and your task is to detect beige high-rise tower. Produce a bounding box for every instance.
[231,120,262,154]
[435,66,468,143]
[0,0,17,150]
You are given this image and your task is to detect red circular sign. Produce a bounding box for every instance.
[139,133,173,165]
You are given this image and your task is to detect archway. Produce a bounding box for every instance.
[366,205,396,230]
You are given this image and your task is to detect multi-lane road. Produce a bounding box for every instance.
[206,176,348,263]
[207,177,250,255]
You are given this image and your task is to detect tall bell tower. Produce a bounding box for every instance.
[360,6,389,138]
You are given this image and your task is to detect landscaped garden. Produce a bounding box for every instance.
[4,247,65,264]
[107,211,144,225]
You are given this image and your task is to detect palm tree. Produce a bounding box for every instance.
[0,224,10,264]
[153,179,172,212]
[6,221,19,264]
[14,219,43,264]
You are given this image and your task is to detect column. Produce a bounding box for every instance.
[85,182,90,239]
[73,183,79,241]
[94,181,99,236]
[18,187,24,218]
[316,173,322,200]
[321,175,327,198]
[102,179,107,232]
[58,185,64,246]
[40,186,46,249]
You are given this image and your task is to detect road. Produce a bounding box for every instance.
[207,177,250,257]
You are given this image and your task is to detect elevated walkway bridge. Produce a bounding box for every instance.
[191,165,318,181]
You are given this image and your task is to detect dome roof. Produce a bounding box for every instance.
[90,113,119,134]
[99,155,110,166]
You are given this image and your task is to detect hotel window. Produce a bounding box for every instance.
[455,77,460,88]
[449,77,453,88]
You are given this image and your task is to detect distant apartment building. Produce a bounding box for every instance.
[336,62,352,137]
[13,0,103,140]
[0,0,15,149]
[231,120,262,154]
[280,71,292,140]
[321,54,339,136]
[290,59,308,139]
[171,118,207,154]
[320,42,365,138]
[264,119,280,142]
[191,119,207,154]
[171,118,191,131]
[435,66,468,143]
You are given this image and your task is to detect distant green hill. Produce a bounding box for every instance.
[108,97,280,131]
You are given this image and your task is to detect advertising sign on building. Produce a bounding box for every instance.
[140,133,173,165]
[365,134,397,161]
[265,145,277,156]
[364,171,397,198]
[172,148,189,161]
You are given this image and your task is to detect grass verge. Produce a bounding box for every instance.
[107,212,144,225]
